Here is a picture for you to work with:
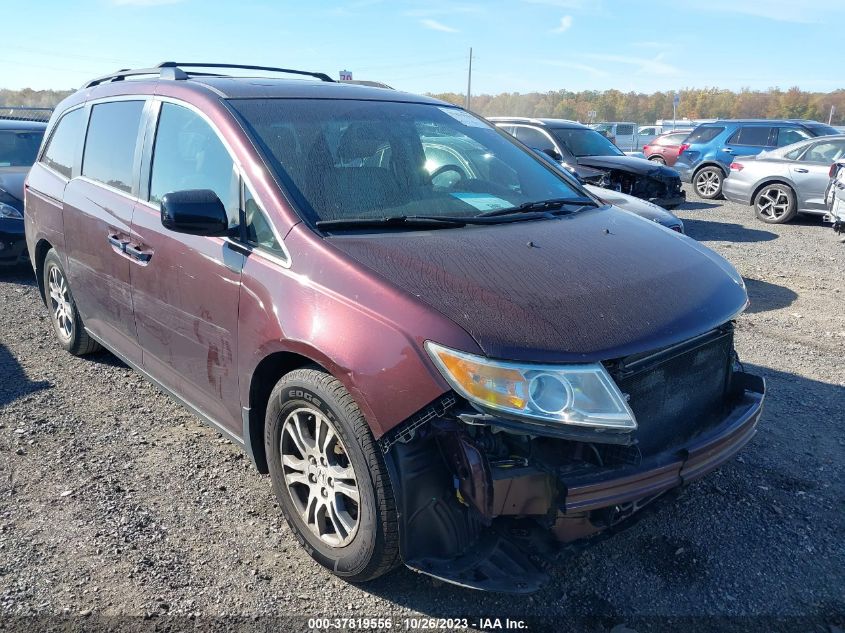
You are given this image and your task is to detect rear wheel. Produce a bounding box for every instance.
[754,183,797,224]
[648,155,666,165]
[43,249,101,356]
[694,166,724,199]
[265,368,400,582]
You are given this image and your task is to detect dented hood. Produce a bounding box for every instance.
[328,208,748,363]
[576,154,679,179]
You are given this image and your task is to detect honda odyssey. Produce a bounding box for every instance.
[25,62,765,593]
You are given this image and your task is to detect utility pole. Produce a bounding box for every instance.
[465,47,473,111]
[830,105,836,125]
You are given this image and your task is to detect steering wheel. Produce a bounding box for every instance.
[429,163,467,187]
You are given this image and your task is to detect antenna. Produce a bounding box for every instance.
[465,48,473,111]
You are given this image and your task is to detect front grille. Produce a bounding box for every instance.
[607,326,735,455]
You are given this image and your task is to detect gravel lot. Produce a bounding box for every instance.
[1,189,843,632]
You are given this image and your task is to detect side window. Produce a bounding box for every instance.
[617,124,634,136]
[243,186,284,256]
[775,127,811,147]
[150,103,239,226]
[82,101,145,193]
[728,126,772,147]
[801,140,845,163]
[514,127,556,153]
[41,108,85,179]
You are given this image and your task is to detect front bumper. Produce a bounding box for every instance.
[649,190,686,209]
[0,218,28,267]
[722,176,755,205]
[388,371,765,593]
[560,372,763,516]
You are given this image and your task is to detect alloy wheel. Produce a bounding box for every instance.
[280,407,360,547]
[756,187,792,220]
[48,264,74,341]
[695,170,721,197]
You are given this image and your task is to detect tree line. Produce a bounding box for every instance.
[3,85,844,126]
[431,87,845,125]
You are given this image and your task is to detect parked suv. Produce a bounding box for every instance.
[26,63,764,593]
[490,117,686,209]
[0,118,46,266]
[675,119,838,199]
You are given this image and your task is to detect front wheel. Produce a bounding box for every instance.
[265,368,400,582]
[43,249,101,356]
[694,166,724,199]
[754,184,797,224]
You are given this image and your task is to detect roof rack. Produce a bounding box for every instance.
[83,61,335,89]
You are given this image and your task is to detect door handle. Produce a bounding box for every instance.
[723,148,733,154]
[125,243,152,263]
[793,168,809,173]
[107,234,129,251]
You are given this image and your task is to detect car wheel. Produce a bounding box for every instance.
[265,367,400,582]
[649,155,666,165]
[693,166,724,199]
[754,184,797,224]
[43,249,101,356]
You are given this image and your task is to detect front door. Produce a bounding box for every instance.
[62,99,147,365]
[129,100,244,434]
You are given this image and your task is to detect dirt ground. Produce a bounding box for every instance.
[1,187,843,633]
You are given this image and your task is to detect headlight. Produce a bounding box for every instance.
[0,203,23,220]
[425,342,636,431]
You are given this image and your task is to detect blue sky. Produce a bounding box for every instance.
[4,0,844,95]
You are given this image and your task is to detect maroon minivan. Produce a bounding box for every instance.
[25,63,765,593]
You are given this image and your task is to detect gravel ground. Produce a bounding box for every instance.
[1,188,843,633]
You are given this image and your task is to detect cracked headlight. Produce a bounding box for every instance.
[426,341,636,431]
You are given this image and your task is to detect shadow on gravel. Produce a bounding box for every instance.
[0,264,36,286]
[680,200,722,210]
[85,348,129,369]
[682,219,778,243]
[743,277,798,313]
[0,343,50,406]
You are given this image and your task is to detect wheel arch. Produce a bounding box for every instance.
[33,238,54,305]
[693,161,729,178]
[750,178,796,205]
[245,350,331,474]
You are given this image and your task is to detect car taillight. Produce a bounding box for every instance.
[643,145,649,151]
[830,163,838,178]
[730,162,744,171]
[678,143,690,155]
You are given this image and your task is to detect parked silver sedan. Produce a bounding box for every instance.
[723,135,845,224]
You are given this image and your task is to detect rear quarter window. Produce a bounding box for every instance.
[685,126,724,144]
[82,101,145,193]
[728,126,772,147]
[41,108,85,179]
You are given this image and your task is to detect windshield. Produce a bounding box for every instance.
[806,123,839,136]
[0,130,44,167]
[550,128,624,157]
[230,99,585,224]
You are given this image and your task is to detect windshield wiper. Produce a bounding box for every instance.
[317,211,566,232]
[476,197,596,217]
[316,216,467,231]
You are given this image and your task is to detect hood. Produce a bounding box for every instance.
[576,154,679,179]
[583,184,682,228]
[328,208,747,363]
[0,168,28,203]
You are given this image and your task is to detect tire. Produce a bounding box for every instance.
[754,183,797,224]
[265,368,400,582]
[42,249,101,356]
[693,166,724,199]
[648,155,666,165]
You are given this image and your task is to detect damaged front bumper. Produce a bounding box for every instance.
[381,371,764,593]
[649,191,686,210]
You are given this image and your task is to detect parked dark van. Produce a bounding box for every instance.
[25,63,765,593]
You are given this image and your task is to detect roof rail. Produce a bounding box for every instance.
[82,61,334,89]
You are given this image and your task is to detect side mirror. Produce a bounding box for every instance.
[160,189,229,236]
[541,147,563,162]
